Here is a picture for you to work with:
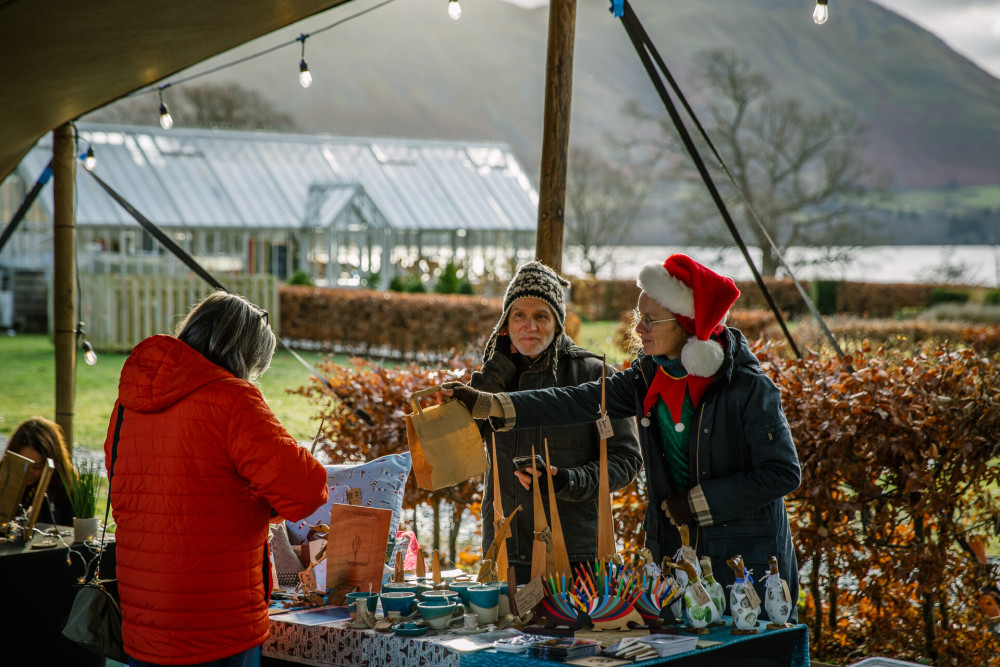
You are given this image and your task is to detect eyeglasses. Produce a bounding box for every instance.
[260,310,269,327]
[633,308,675,331]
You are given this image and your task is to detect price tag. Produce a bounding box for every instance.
[346,488,362,505]
[680,545,697,563]
[689,580,711,607]
[781,579,791,602]
[515,575,546,615]
[596,414,614,439]
[744,582,762,609]
[298,567,318,592]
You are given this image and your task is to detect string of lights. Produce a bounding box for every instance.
[118,0,431,129]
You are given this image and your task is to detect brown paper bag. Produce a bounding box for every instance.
[406,386,487,490]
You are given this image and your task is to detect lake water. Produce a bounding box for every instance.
[563,245,1000,286]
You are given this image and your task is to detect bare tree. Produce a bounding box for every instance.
[565,146,648,277]
[628,49,890,277]
[86,82,298,131]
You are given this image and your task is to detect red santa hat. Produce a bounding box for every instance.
[636,253,741,377]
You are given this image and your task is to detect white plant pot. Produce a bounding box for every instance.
[73,517,99,543]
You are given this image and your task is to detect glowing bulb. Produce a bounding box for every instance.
[82,340,98,366]
[813,0,828,25]
[159,103,174,130]
[299,60,313,88]
[84,146,96,171]
[448,0,461,21]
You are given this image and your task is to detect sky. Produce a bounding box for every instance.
[496,0,1000,79]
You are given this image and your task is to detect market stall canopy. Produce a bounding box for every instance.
[0,0,356,183]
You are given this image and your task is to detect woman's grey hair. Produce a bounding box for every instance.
[175,291,276,382]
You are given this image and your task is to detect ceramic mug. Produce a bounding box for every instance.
[417,601,459,630]
[466,585,500,625]
[345,591,379,619]
[447,580,478,607]
[382,581,419,596]
[497,581,510,617]
[380,591,417,617]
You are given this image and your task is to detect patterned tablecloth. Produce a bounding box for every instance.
[264,611,810,667]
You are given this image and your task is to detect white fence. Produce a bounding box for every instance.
[77,274,279,352]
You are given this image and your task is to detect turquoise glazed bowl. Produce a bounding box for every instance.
[421,590,459,605]
[382,582,419,596]
[380,591,417,616]
[417,601,459,629]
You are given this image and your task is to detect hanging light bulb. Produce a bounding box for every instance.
[813,0,829,25]
[299,60,313,88]
[297,34,313,88]
[82,340,98,366]
[448,0,462,21]
[158,87,174,130]
[84,145,96,171]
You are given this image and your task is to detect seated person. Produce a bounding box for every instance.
[4,416,76,526]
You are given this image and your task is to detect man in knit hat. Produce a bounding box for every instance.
[446,253,801,622]
[470,261,641,584]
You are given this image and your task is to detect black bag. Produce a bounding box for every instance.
[62,579,127,662]
[61,404,126,661]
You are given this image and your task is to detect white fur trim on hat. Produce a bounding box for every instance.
[681,337,725,377]
[637,261,695,318]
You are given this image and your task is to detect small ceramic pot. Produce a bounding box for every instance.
[345,591,379,618]
[383,582,419,596]
[380,591,416,617]
[412,581,434,600]
[467,585,500,624]
[417,601,459,630]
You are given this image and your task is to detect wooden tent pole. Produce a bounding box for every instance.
[534,0,577,273]
[52,123,77,450]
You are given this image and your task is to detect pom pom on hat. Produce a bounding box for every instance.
[637,253,741,377]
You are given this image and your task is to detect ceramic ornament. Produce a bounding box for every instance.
[699,555,727,625]
[726,555,760,635]
[669,525,702,620]
[666,557,720,633]
[764,555,793,629]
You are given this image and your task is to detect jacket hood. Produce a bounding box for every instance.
[118,335,235,414]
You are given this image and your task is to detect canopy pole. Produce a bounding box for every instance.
[534,0,576,273]
[52,123,77,450]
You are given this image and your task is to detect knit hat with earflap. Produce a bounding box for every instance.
[483,261,569,363]
[636,253,741,377]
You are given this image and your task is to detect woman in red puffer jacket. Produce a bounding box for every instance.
[105,291,328,667]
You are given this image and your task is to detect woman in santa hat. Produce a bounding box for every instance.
[444,253,801,622]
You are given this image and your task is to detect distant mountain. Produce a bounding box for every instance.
[87,0,1000,243]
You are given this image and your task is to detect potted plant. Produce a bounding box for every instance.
[60,459,104,543]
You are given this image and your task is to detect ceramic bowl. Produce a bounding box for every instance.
[345,591,379,617]
[421,590,460,605]
[412,581,434,600]
[380,591,416,617]
[417,601,459,630]
[382,582,419,596]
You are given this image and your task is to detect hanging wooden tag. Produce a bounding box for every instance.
[745,582,762,609]
[346,488,362,506]
[596,414,614,439]
[689,580,711,607]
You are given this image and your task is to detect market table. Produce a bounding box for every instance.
[0,524,116,667]
[263,610,809,667]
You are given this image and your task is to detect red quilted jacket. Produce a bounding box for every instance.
[105,335,328,664]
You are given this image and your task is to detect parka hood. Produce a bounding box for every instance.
[117,334,235,414]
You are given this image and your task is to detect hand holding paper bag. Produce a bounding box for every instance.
[406,386,488,490]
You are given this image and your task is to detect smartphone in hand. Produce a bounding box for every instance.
[512,455,546,472]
